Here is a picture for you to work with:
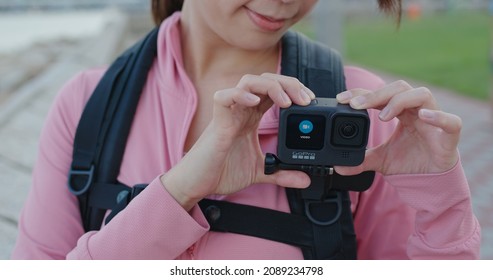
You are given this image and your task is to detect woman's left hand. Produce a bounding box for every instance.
[334,80,462,176]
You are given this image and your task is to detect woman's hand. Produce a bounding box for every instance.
[162,73,314,210]
[334,80,462,177]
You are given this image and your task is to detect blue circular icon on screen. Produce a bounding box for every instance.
[299,120,313,134]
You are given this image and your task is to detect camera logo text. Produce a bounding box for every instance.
[292,151,316,160]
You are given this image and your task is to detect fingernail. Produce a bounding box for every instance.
[379,107,391,120]
[246,93,260,103]
[336,91,352,102]
[300,88,312,104]
[419,109,435,120]
[350,95,366,108]
[303,86,316,99]
[281,91,292,106]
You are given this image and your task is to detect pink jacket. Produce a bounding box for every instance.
[12,13,480,260]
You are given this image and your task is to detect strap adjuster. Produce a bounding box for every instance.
[68,165,95,196]
[105,183,148,225]
[304,192,342,226]
[130,184,147,200]
[115,183,147,206]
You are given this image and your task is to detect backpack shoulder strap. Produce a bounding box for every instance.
[280,30,357,259]
[281,30,346,98]
[68,27,159,232]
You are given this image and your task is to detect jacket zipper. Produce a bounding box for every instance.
[187,244,196,260]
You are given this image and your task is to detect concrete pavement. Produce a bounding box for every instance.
[0,8,151,259]
[1,12,492,259]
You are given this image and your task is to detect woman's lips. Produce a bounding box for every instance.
[245,8,286,32]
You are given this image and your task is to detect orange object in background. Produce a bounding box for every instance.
[407,3,422,20]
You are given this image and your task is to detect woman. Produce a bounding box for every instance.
[12,0,480,259]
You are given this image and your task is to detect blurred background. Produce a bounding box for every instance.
[0,0,491,259]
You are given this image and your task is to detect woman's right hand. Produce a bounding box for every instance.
[161,73,315,211]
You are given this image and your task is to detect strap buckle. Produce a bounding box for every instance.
[68,165,95,196]
[105,183,148,225]
[130,184,147,201]
[115,183,147,205]
[304,192,342,226]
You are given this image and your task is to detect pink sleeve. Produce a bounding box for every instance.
[344,66,480,259]
[354,160,480,260]
[352,110,416,259]
[11,71,208,259]
[67,177,210,259]
[344,66,414,259]
[386,161,481,259]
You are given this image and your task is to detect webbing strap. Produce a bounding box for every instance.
[280,31,357,259]
[286,189,357,259]
[69,27,160,231]
[199,193,355,259]
[199,199,313,249]
[280,31,345,99]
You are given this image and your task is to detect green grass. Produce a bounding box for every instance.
[343,11,491,100]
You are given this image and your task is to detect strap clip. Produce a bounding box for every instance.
[105,183,148,225]
[116,183,147,206]
[304,192,342,226]
[68,165,95,196]
[130,184,147,201]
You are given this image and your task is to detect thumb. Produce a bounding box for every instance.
[258,170,311,189]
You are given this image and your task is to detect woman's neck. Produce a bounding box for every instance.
[179,17,280,87]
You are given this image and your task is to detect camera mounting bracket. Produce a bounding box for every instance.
[264,152,374,194]
[265,153,337,200]
[264,152,375,225]
[265,153,345,226]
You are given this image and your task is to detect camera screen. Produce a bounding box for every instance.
[286,114,326,150]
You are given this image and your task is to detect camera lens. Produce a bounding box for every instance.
[331,115,368,148]
[339,122,358,139]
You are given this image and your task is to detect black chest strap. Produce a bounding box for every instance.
[86,181,354,259]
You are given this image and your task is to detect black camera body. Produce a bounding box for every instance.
[277,98,370,167]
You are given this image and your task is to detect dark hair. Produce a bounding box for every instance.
[378,0,402,23]
[151,0,184,25]
[150,0,402,26]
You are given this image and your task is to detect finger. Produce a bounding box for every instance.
[336,88,371,104]
[419,109,462,134]
[302,84,317,100]
[378,87,438,121]
[334,148,383,176]
[333,165,366,177]
[258,169,311,189]
[419,109,462,153]
[214,88,261,108]
[261,73,315,105]
[237,74,291,108]
[339,80,413,110]
[237,74,312,108]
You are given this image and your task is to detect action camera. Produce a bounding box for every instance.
[265,97,374,203]
[277,98,370,167]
